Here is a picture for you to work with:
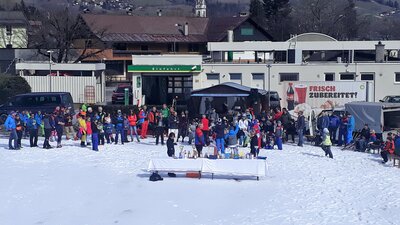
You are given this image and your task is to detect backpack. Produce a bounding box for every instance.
[149,172,163,182]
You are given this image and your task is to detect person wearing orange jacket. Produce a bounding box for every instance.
[201,114,210,146]
[148,106,157,136]
[381,133,395,164]
[140,118,149,139]
[128,110,140,142]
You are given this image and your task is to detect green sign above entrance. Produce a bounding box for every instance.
[128,65,201,73]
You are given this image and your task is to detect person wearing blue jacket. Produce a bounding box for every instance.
[394,133,400,156]
[27,113,38,147]
[113,110,125,145]
[35,111,44,137]
[346,113,355,145]
[4,111,17,150]
[321,112,330,130]
[225,123,239,146]
[328,114,340,144]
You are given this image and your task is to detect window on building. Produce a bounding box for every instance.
[113,43,127,50]
[279,73,299,82]
[340,73,355,80]
[395,73,400,82]
[252,73,264,80]
[168,43,173,52]
[229,73,242,80]
[206,73,220,80]
[325,73,335,81]
[240,28,254,36]
[6,25,12,35]
[141,45,149,51]
[188,43,200,52]
[361,73,374,81]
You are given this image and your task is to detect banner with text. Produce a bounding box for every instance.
[282,81,368,110]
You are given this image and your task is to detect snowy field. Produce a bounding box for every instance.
[1,137,399,225]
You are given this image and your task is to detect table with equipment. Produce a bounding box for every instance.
[147,158,268,180]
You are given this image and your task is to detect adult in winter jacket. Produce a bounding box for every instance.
[15,114,23,149]
[54,113,65,148]
[114,110,125,145]
[381,134,395,163]
[42,113,55,149]
[394,134,400,156]
[177,112,188,142]
[275,121,283,150]
[128,111,140,142]
[337,115,348,146]
[35,111,44,137]
[155,113,165,145]
[225,124,239,147]
[250,131,259,157]
[27,113,38,147]
[296,111,305,147]
[5,112,17,149]
[168,112,179,140]
[346,113,355,145]
[63,109,75,140]
[161,104,170,130]
[328,114,340,144]
[195,123,205,157]
[201,115,210,146]
[214,119,226,154]
[148,107,157,134]
[91,118,100,151]
[238,117,248,146]
[78,114,87,147]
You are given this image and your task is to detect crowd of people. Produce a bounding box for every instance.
[2,103,400,164]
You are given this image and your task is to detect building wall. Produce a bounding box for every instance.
[196,63,400,102]
[0,26,27,48]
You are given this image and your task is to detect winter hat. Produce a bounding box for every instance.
[277,120,282,125]
[323,128,329,134]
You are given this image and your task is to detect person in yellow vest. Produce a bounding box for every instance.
[78,114,87,147]
[322,128,333,158]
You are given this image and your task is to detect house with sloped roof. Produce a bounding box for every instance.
[0,11,28,48]
[78,14,272,75]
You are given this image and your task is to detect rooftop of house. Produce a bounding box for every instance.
[81,14,269,43]
[0,11,28,26]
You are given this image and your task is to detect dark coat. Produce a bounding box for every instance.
[166,138,175,157]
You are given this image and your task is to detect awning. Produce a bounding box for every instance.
[191,93,249,97]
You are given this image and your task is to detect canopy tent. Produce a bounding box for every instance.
[191,82,267,97]
[190,82,267,116]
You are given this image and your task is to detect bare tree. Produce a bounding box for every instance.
[30,7,107,63]
[291,0,357,40]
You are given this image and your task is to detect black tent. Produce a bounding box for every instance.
[190,82,268,116]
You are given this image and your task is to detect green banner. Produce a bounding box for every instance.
[128,65,201,73]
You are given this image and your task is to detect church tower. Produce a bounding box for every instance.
[195,0,207,17]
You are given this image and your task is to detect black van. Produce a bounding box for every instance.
[0,92,74,122]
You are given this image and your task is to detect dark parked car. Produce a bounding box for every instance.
[0,92,74,123]
[380,95,400,103]
[112,84,133,104]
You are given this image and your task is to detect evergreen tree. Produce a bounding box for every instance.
[263,0,292,40]
[249,0,265,25]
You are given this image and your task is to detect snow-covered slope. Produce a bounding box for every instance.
[0,138,399,225]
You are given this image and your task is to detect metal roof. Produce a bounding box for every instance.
[81,14,256,43]
[0,11,27,25]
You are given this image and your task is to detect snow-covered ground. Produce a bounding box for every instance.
[1,137,399,225]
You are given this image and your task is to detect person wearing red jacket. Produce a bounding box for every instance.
[201,115,210,146]
[195,123,205,157]
[273,108,283,122]
[86,117,92,146]
[128,110,140,142]
[381,133,395,164]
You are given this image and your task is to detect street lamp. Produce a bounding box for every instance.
[266,63,271,110]
[47,50,54,92]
